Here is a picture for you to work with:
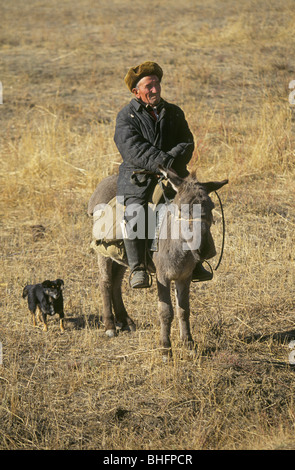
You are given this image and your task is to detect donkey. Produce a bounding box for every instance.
[88,167,228,357]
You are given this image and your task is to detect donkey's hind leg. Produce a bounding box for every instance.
[97,253,117,337]
[112,262,136,332]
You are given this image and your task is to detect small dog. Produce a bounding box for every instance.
[22,279,65,332]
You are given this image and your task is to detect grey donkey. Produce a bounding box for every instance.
[88,167,228,358]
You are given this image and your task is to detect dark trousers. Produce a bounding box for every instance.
[122,196,147,272]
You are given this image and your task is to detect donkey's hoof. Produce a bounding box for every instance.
[127,323,136,332]
[105,329,117,338]
[120,324,136,333]
[162,355,169,364]
[162,354,173,364]
[115,322,136,333]
[162,348,173,363]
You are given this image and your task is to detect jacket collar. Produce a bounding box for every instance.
[132,98,165,113]
[131,99,166,123]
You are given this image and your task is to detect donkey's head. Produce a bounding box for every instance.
[158,166,228,260]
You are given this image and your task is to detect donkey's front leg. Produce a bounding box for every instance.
[175,279,194,349]
[157,278,174,357]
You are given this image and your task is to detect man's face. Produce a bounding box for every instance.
[132,75,161,106]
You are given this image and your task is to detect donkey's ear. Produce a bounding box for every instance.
[201,179,228,194]
[158,165,184,192]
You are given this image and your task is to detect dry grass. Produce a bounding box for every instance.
[1,0,295,450]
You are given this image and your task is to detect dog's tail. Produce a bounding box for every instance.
[22,286,29,298]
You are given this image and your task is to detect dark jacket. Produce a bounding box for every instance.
[114,98,194,198]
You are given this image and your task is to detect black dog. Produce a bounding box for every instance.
[22,279,65,332]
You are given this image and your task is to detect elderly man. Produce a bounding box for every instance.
[114,61,212,288]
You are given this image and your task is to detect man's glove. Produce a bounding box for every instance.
[171,155,190,177]
[168,142,193,160]
[167,142,193,177]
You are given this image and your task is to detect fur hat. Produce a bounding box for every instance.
[124,61,163,92]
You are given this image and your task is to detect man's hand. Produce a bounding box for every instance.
[171,156,190,177]
[167,142,193,177]
[168,142,193,159]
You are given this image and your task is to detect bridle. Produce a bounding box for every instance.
[158,177,226,272]
[131,169,227,276]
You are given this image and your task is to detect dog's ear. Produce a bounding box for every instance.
[56,279,64,289]
[42,280,51,288]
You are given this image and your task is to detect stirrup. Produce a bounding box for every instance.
[191,261,213,283]
[129,268,153,289]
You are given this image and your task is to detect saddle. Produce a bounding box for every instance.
[90,180,170,266]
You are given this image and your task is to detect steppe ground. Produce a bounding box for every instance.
[1,0,295,450]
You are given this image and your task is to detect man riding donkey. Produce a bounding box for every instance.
[114,61,213,288]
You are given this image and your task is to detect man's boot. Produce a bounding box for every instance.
[192,262,213,282]
[123,238,151,288]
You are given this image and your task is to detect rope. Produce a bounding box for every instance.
[213,190,226,271]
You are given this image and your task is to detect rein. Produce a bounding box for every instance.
[213,190,225,271]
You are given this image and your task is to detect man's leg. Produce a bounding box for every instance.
[123,197,150,289]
